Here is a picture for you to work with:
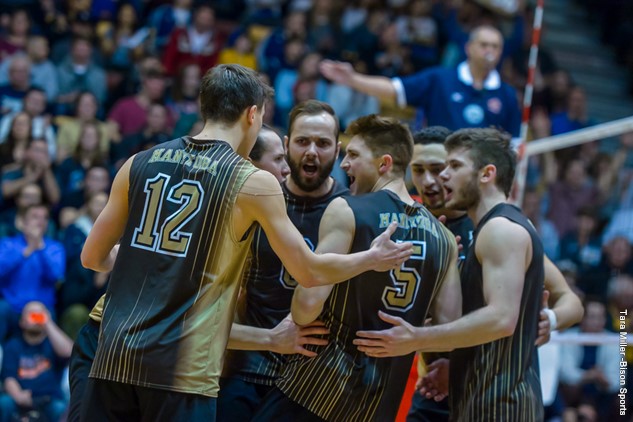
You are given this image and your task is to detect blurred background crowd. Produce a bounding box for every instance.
[0,0,631,421]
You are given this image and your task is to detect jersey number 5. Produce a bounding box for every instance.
[382,241,426,312]
[131,173,204,257]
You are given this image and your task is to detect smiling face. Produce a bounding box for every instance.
[410,143,448,210]
[340,136,380,195]
[440,147,481,211]
[286,112,339,194]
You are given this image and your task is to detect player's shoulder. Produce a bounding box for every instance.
[239,169,283,197]
[478,216,531,247]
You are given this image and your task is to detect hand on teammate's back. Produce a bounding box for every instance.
[270,315,329,358]
[417,358,450,402]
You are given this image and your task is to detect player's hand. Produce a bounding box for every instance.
[370,222,413,272]
[535,290,551,347]
[319,60,356,85]
[270,315,329,357]
[353,311,418,357]
[418,358,449,401]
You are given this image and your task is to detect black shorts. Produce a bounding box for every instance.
[68,319,100,422]
[217,377,273,421]
[80,378,217,422]
[251,386,325,422]
[407,390,449,422]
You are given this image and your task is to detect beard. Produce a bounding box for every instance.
[448,174,480,211]
[287,154,336,192]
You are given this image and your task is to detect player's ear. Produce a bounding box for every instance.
[379,154,393,174]
[246,105,258,125]
[480,164,497,183]
[284,135,289,153]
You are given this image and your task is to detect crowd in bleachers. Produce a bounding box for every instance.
[0,0,630,421]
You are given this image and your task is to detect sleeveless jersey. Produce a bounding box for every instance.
[223,180,348,385]
[276,190,457,422]
[90,137,258,398]
[449,203,544,421]
[446,213,474,266]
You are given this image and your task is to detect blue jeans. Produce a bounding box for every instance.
[0,393,67,422]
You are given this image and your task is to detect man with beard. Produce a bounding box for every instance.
[355,128,546,421]
[406,128,583,421]
[219,100,349,420]
[252,114,461,422]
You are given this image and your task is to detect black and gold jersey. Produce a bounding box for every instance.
[449,203,544,422]
[90,137,257,398]
[276,190,457,422]
[223,181,348,385]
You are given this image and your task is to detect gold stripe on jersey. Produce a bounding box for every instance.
[89,294,105,322]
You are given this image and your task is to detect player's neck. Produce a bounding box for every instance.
[468,190,507,226]
[374,177,415,205]
[285,175,334,198]
[193,122,244,152]
[431,207,466,221]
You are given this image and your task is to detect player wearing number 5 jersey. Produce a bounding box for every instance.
[78,65,413,422]
[253,115,460,422]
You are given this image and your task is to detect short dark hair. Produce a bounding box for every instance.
[444,128,516,196]
[413,126,453,145]
[346,114,413,177]
[249,124,278,161]
[199,64,274,125]
[288,100,339,139]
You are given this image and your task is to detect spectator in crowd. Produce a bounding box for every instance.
[258,10,307,81]
[107,67,170,140]
[59,192,109,340]
[559,299,620,421]
[579,236,633,300]
[57,165,111,220]
[146,0,193,53]
[0,9,31,61]
[55,122,110,202]
[0,111,32,169]
[1,138,60,208]
[559,206,604,272]
[522,187,560,261]
[0,87,57,159]
[0,204,65,343]
[97,3,150,72]
[0,183,55,239]
[162,4,226,76]
[55,37,107,115]
[320,25,521,137]
[166,63,200,137]
[0,36,58,102]
[395,0,439,69]
[111,103,171,168]
[218,30,258,70]
[551,86,596,136]
[0,56,31,116]
[55,91,111,164]
[0,301,72,422]
[548,158,602,238]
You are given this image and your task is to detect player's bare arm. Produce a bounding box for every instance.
[81,156,132,272]
[535,255,584,346]
[291,197,355,325]
[228,317,329,358]
[235,171,412,288]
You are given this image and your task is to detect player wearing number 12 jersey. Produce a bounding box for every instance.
[253,115,460,422]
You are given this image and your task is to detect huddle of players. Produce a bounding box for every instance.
[69,64,582,422]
